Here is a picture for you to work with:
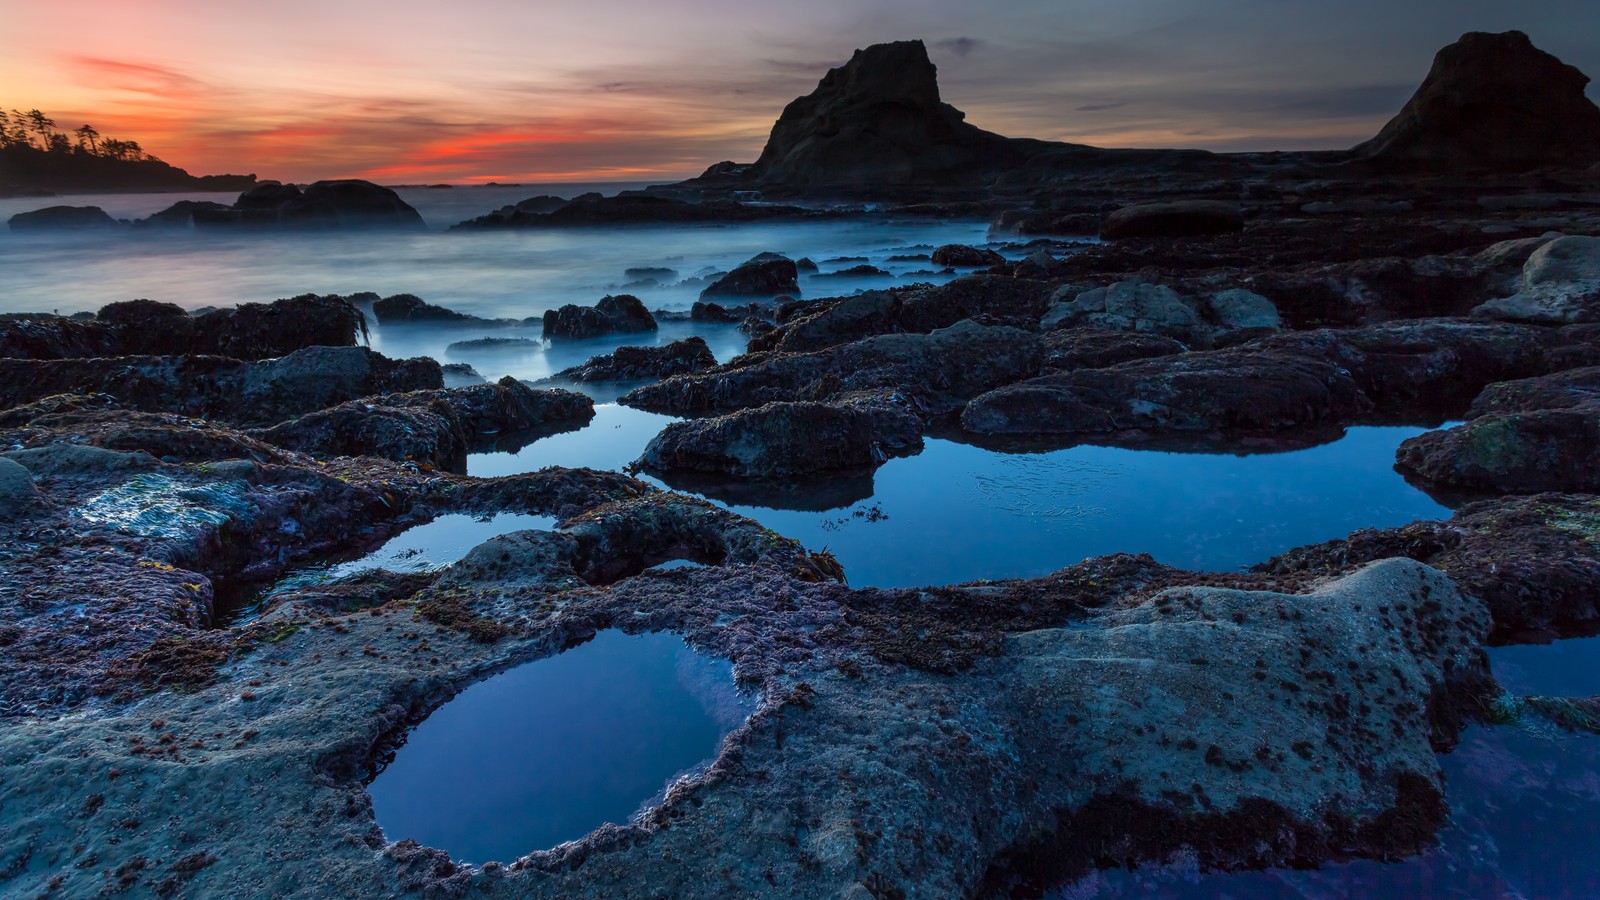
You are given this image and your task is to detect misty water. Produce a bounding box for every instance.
[5,184,1584,883]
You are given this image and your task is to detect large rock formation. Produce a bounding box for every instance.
[741,40,1052,187]
[194,180,426,229]
[1354,30,1600,171]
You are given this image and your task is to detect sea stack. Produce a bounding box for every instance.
[742,39,1049,187]
[1354,30,1600,171]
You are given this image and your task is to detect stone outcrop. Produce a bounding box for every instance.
[635,400,924,478]
[1100,201,1245,240]
[193,180,425,229]
[1473,235,1600,324]
[542,295,657,339]
[1353,31,1600,171]
[8,205,118,230]
[699,255,800,298]
[547,337,717,383]
[739,40,1052,188]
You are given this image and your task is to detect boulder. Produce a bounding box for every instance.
[542,295,657,339]
[1206,289,1282,330]
[1042,280,1205,339]
[548,337,717,383]
[1396,409,1600,494]
[690,301,747,323]
[1100,201,1244,240]
[625,320,1044,417]
[636,400,924,478]
[1473,235,1600,324]
[8,205,118,231]
[196,180,425,229]
[138,200,232,228]
[961,345,1368,438]
[700,256,800,298]
[383,377,594,446]
[1353,31,1600,171]
[371,294,477,325]
[931,244,1004,267]
[0,457,40,515]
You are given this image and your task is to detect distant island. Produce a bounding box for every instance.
[0,107,257,196]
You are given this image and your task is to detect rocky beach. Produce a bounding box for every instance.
[4,26,1600,900]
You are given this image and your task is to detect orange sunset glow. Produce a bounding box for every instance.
[4,0,1597,183]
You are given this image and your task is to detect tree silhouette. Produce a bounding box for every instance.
[73,124,99,154]
[25,109,56,147]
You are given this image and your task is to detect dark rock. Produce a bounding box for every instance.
[700,257,800,298]
[542,295,658,340]
[741,40,1049,187]
[931,244,1004,267]
[739,316,777,339]
[255,398,469,471]
[690,301,748,323]
[1258,493,1600,642]
[625,320,1044,417]
[1468,367,1600,418]
[371,294,476,325]
[453,195,809,228]
[757,277,1052,354]
[1397,409,1600,494]
[138,201,232,228]
[1100,201,1244,240]
[624,266,678,282]
[636,400,924,478]
[961,344,1367,439]
[990,210,1102,236]
[1354,31,1600,172]
[0,346,441,428]
[8,205,118,231]
[814,264,891,279]
[385,378,594,447]
[548,338,717,383]
[796,257,819,273]
[92,300,195,356]
[1041,330,1187,371]
[445,337,538,354]
[440,363,484,387]
[189,295,368,360]
[196,180,424,229]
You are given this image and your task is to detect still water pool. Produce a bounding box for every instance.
[367,629,754,864]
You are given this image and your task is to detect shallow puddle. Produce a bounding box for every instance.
[367,630,754,863]
[214,512,556,623]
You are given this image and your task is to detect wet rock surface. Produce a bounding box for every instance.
[7,28,1600,899]
[542,294,657,340]
[545,336,717,384]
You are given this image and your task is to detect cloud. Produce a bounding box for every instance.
[934,37,983,57]
[1074,101,1128,112]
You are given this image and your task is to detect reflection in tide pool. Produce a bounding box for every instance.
[368,630,754,863]
[221,512,556,623]
[722,426,1453,587]
[471,421,1453,587]
[471,403,676,476]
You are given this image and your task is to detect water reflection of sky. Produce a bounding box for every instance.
[368,629,753,865]
[474,415,1452,587]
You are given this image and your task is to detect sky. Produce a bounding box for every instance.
[3,0,1598,184]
